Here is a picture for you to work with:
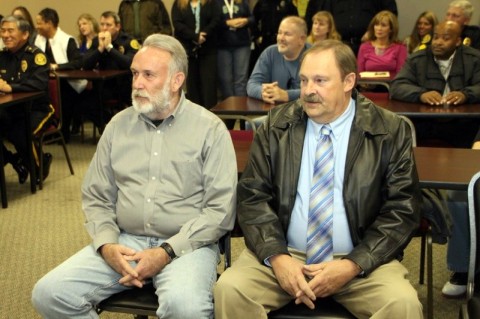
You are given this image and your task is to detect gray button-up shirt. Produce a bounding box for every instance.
[82,93,237,257]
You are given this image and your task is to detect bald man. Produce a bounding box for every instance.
[391,20,480,147]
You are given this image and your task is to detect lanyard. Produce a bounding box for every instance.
[223,0,235,19]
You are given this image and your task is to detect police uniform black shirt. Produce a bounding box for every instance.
[0,42,50,114]
[462,25,480,50]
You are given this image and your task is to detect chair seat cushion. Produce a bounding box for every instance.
[268,298,356,319]
[97,283,158,315]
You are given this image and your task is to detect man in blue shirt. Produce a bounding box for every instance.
[247,16,309,104]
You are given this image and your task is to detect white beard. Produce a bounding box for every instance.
[132,81,171,115]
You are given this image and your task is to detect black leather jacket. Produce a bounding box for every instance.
[237,92,421,275]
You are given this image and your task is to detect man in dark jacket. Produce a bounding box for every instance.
[118,0,172,43]
[214,40,422,318]
[391,21,480,147]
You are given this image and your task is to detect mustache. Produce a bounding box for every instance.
[302,93,322,103]
[132,90,149,98]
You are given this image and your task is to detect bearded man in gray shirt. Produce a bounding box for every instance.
[32,34,237,319]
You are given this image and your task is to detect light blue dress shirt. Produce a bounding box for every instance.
[287,98,356,256]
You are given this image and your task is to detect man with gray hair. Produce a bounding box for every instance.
[446,0,480,49]
[32,34,237,319]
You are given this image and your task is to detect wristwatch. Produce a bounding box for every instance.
[160,242,177,261]
[106,44,114,52]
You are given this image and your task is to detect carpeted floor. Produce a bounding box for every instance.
[0,123,464,318]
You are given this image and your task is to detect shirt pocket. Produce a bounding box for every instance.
[165,159,203,199]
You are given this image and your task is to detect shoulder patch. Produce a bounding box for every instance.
[463,37,472,46]
[130,39,141,50]
[421,34,431,44]
[34,53,47,66]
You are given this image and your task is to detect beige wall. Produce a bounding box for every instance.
[1,0,479,40]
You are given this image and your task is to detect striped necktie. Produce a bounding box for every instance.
[307,125,334,264]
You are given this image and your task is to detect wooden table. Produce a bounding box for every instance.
[0,91,44,208]
[233,139,480,191]
[54,69,130,140]
[357,74,393,91]
[213,96,480,119]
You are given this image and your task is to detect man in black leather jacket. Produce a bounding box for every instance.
[215,40,423,318]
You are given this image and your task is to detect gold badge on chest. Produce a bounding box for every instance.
[21,60,28,72]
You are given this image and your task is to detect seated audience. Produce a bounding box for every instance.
[304,0,398,55]
[391,20,480,148]
[83,11,140,125]
[357,10,407,79]
[0,16,53,184]
[118,0,172,43]
[32,34,237,318]
[35,7,85,144]
[445,0,480,49]
[306,11,340,44]
[11,6,37,45]
[77,13,99,53]
[404,11,438,54]
[247,16,309,104]
[214,39,422,318]
[71,13,100,135]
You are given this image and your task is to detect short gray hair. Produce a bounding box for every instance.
[142,34,188,79]
[1,15,31,34]
[449,0,474,19]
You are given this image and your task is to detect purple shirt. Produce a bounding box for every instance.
[357,41,407,78]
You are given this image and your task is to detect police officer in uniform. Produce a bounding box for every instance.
[83,11,140,128]
[0,15,53,185]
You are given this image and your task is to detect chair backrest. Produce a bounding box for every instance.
[48,78,62,125]
[467,171,480,299]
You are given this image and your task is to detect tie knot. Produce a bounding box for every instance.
[321,125,332,137]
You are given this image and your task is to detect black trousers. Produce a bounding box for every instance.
[186,53,217,109]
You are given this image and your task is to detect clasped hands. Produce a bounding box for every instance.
[420,90,466,106]
[270,255,361,310]
[226,18,248,29]
[97,31,113,53]
[261,82,289,104]
[100,243,170,288]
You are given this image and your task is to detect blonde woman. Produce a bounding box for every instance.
[404,11,438,54]
[357,10,407,78]
[307,11,340,44]
[77,13,99,53]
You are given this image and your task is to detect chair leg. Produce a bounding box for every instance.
[38,139,44,190]
[426,230,433,319]
[58,133,74,175]
[419,234,426,285]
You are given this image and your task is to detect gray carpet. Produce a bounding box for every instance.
[0,123,463,318]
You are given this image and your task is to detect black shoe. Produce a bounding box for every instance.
[11,156,29,184]
[36,153,53,184]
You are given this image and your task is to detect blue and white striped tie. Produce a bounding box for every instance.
[307,125,334,265]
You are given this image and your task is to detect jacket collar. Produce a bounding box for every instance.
[271,90,389,138]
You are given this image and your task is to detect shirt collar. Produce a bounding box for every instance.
[309,97,355,141]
